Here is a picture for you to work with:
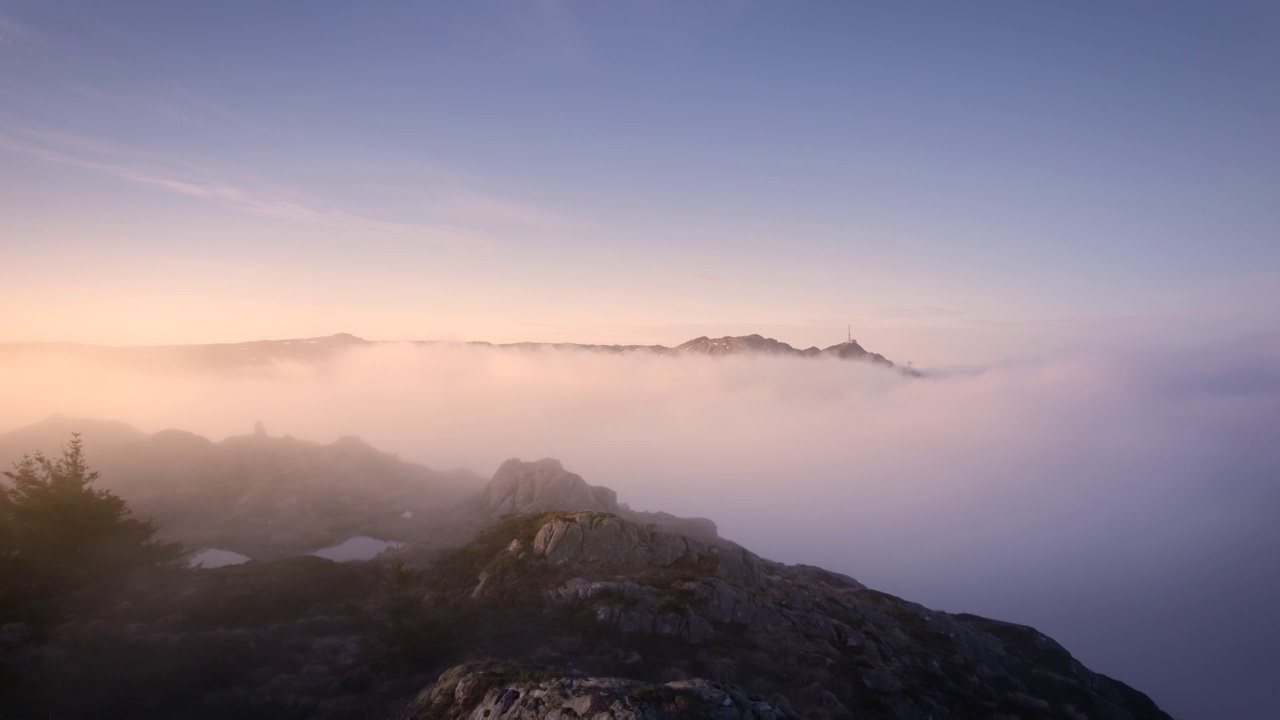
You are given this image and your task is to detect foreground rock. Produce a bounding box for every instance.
[0,503,1175,719]
[405,663,799,719]
[423,511,1172,720]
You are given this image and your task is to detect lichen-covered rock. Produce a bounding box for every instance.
[402,663,800,720]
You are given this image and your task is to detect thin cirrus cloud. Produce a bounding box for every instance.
[0,14,31,46]
[0,129,495,251]
[59,83,274,135]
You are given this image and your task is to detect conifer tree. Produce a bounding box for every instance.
[0,434,185,626]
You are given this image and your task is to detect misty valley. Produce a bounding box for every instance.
[3,333,1275,719]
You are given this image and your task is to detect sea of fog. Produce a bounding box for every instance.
[2,338,1277,719]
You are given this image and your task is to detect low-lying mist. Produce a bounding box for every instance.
[2,338,1277,719]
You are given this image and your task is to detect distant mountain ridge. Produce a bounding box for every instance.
[0,332,917,374]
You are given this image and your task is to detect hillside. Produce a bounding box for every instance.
[0,420,716,560]
[0,417,482,559]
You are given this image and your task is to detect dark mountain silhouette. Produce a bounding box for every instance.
[0,332,918,374]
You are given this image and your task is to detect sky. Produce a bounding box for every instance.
[1,1,1277,366]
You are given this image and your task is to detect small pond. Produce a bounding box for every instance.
[309,536,403,562]
[191,548,252,568]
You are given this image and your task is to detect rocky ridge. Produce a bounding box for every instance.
[673,334,895,368]
[416,511,1172,720]
[481,459,619,516]
[477,459,719,541]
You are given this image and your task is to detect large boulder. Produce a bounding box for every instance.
[477,460,720,542]
[481,459,619,516]
[530,512,764,587]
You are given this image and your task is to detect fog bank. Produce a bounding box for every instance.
[2,339,1277,719]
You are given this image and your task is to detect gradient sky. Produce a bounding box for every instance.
[1,1,1276,366]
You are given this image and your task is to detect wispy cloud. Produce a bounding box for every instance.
[63,84,270,133]
[0,13,31,46]
[0,130,491,251]
[414,191,592,235]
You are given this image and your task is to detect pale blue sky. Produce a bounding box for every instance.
[1,1,1276,364]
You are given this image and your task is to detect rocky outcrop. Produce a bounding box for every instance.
[428,511,1173,720]
[481,459,619,516]
[670,334,904,370]
[665,334,919,375]
[620,508,719,540]
[406,663,800,719]
[530,512,762,586]
[673,334,808,357]
[476,460,720,541]
[820,338,894,366]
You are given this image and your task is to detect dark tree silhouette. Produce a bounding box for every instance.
[367,555,423,660]
[0,434,186,626]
